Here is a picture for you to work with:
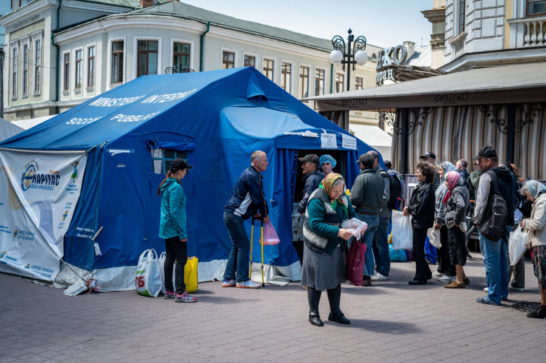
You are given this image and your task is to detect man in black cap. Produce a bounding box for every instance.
[350,153,384,286]
[473,146,516,306]
[297,154,324,214]
[420,151,439,189]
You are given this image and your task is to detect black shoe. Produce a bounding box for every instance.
[408,279,427,285]
[527,307,546,319]
[361,276,372,286]
[309,313,324,326]
[328,312,351,325]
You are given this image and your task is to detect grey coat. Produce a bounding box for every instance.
[445,183,470,228]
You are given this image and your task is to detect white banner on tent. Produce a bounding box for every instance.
[0,149,87,281]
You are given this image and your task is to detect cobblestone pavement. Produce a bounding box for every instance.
[1,253,544,363]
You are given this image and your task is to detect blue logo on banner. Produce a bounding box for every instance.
[21,162,61,191]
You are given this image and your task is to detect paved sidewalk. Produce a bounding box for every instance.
[1,253,544,363]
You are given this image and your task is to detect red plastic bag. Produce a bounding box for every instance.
[263,221,280,245]
[345,240,367,286]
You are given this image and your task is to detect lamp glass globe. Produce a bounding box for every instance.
[329,50,343,64]
[354,50,368,66]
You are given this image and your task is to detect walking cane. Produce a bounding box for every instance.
[249,218,255,279]
[260,219,265,287]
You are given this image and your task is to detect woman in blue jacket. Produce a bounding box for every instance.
[157,159,196,303]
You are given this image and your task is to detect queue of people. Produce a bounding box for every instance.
[157,145,545,322]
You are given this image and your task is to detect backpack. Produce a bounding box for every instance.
[387,172,402,210]
[479,171,508,241]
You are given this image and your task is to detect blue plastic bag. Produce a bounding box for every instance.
[389,244,407,262]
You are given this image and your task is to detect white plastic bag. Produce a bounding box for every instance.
[391,210,413,250]
[341,218,368,239]
[427,227,442,248]
[159,252,166,295]
[508,226,529,266]
[135,249,162,297]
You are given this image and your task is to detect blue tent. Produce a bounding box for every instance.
[0,67,376,291]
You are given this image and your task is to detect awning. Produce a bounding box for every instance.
[308,63,546,111]
[349,124,392,159]
[12,115,55,130]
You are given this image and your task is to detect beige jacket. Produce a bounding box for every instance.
[522,193,546,247]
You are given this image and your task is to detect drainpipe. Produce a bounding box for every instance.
[52,0,63,114]
[329,63,334,93]
[199,21,210,72]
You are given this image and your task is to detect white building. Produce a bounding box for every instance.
[1,0,382,124]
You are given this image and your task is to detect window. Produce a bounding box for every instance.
[151,149,188,174]
[263,58,274,80]
[315,68,325,96]
[457,0,466,34]
[222,51,235,69]
[34,38,41,94]
[355,76,364,90]
[11,47,18,99]
[87,46,95,88]
[244,55,256,67]
[137,40,158,77]
[281,62,292,92]
[173,42,190,72]
[335,73,344,93]
[299,66,309,98]
[111,41,124,84]
[63,53,70,91]
[528,0,546,15]
[22,44,28,97]
[75,49,82,90]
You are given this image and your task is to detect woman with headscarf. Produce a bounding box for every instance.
[519,180,546,319]
[433,161,457,283]
[319,154,337,177]
[301,173,359,326]
[443,171,470,288]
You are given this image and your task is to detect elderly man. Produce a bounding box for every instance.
[350,153,384,286]
[297,154,324,215]
[223,150,270,289]
[420,151,440,189]
[473,146,516,305]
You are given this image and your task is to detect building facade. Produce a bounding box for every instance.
[1,0,381,123]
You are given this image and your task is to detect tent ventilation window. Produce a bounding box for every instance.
[151,148,188,174]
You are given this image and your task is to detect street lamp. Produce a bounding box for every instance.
[329,28,368,92]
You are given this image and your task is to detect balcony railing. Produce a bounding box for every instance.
[509,15,546,47]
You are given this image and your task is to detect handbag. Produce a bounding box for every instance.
[345,240,367,286]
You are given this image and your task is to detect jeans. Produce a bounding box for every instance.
[223,211,251,282]
[164,236,187,294]
[357,213,380,277]
[373,217,390,276]
[479,226,510,304]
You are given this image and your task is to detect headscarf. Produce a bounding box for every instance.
[520,180,546,201]
[319,154,337,168]
[443,171,461,204]
[439,161,456,181]
[320,172,346,214]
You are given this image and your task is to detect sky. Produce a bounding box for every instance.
[181,0,433,49]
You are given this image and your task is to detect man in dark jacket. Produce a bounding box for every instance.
[223,150,269,289]
[350,153,384,286]
[297,154,324,214]
[368,151,391,281]
[473,146,516,305]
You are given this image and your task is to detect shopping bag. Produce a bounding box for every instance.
[508,226,529,266]
[184,256,198,293]
[345,240,367,286]
[425,237,437,264]
[263,221,281,245]
[427,227,442,248]
[389,244,407,262]
[391,210,413,250]
[159,252,166,295]
[341,218,368,238]
[135,249,162,297]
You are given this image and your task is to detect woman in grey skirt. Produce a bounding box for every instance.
[301,173,358,327]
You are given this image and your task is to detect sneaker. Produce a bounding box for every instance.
[222,279,236,287]
[476,296,500,306]
[371,272,389,281]
[438,275,452,283]
[527,306,546,319]
[164,290,175,299]
[483,287,488,292]
[432,271,443,278]
[236,280,261,289]
[510,285,525,292]
[175,292,197,303]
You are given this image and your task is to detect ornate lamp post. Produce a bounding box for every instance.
[329,28,368,92]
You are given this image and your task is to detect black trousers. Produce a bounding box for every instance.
[438,226,455,275]
[413,226,432,281]
[164,237,188,294]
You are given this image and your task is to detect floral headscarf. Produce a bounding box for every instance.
[520,180,546,201]
[443,171,461,204]
[320,173,346,214]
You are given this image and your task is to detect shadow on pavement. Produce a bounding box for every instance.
[335,318,421,334]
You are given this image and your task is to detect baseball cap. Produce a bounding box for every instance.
[169,158,193,172]
[298,154,320,166]
[477,146,497,159]
[419,151,436,160]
